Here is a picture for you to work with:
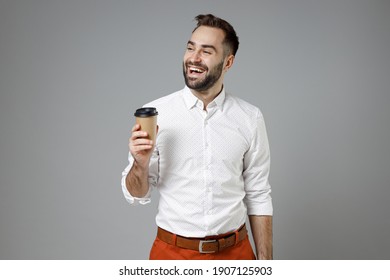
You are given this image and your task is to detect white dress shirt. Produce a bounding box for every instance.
[121,86,272,237]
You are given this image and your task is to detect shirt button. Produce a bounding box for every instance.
[208,210,212,215]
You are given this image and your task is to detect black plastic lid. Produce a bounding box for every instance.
[134,107,158,117]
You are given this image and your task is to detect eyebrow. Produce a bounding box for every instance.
[187,40,217,52]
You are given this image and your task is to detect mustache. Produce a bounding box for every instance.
[185,62,208,71]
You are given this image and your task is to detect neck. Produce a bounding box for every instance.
[190,84,223,110]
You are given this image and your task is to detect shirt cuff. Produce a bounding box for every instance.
[121,153,152,205]
[245,189,273,216]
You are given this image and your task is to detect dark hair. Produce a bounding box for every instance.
[193,14,239,56]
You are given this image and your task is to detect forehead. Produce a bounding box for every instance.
[189,26,225,49]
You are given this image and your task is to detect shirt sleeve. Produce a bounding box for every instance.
[121,147,159,205]
[243,110,273,216]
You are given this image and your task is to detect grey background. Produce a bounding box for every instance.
[1,0,389,259]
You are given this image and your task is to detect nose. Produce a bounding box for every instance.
[189,50,202,63]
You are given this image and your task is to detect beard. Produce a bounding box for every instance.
[183,59,224,92]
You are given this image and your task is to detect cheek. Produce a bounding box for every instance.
[183,52,192,62]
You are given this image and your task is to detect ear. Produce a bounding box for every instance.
[224,54,235,71]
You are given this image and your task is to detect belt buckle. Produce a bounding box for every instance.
[199,239,217,253]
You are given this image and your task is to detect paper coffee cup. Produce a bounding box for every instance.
[134,107,158,143]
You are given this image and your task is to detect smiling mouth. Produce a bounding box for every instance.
[189,66,205,74]
[187,64,207,79]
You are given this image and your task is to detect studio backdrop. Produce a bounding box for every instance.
[1,0,389,259]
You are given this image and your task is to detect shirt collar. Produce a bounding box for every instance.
[182,86,226,110]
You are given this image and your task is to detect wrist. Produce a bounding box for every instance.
[133,158,150,172]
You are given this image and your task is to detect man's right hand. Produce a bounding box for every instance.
[126,123,158,197]
[129,124,155,169]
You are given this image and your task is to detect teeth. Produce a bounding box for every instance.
[190,67,204,73]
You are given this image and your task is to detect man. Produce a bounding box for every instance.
[121,14,273,260]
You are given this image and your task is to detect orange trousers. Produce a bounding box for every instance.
[149,235,256,260]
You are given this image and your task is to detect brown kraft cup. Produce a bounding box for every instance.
[134,107,158,143]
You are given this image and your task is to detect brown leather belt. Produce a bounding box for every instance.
[157,224,247,253]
